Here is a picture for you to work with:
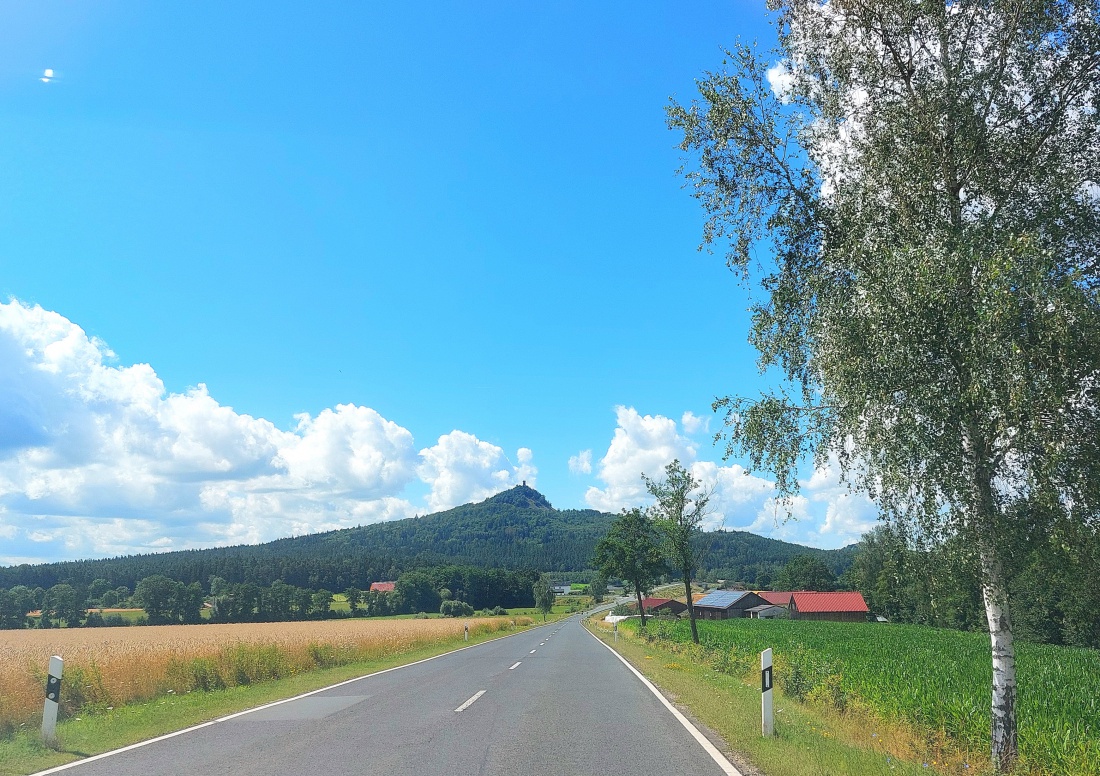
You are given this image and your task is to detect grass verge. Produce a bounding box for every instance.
[0,620,541,776]
[585,615,979,776]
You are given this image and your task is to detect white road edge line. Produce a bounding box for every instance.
[508,662,521,670]
[454,689,486,712]
[28,626,543,776]
[587,629,744,776]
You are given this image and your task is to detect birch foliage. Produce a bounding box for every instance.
[668,1,1100,771]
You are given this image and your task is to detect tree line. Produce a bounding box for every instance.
[846,524,1100,650]
[0,564,537,629]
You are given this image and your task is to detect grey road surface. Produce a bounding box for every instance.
[36,616,736,776]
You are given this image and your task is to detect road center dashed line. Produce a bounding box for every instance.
[530,649,536,654]
[454,690,486,713]
[508,662,521,670]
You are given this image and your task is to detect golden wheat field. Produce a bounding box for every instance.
[0,617,526,733]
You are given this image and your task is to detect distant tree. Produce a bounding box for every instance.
[395,572,441,614]
[135,575,181,625]
[588,575,608,604]
[593,508,663,628]
[310,589,334,617]
[44,583,81,627]
[209,576,229,597]
[344,587,362,614]
[8,585,35,623]
[533,574,555,622]
[86,578,112,605]
[645,460,711,644]
[174,582,205,624]
[293,587,314,619]
[100,590,120,608]
[0,589,25,629]
[265,581,297,620]
[775,555,836,592]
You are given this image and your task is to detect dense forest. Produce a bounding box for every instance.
[0,485,855,593]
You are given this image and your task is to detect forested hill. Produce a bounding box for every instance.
[0,485,855,591]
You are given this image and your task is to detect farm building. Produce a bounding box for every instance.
[628,597,687,615]
[369,581,396,593]
[747,604,787,619]
[755,591,795,608]
[692,590,770,620]
[789,591,870,622]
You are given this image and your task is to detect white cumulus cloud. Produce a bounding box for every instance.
[584,406,696,512]
[568,449,592,475]
[583,405,878,548]
[681,410,711,435]
[0,300,535,563]
[417,432,536,513]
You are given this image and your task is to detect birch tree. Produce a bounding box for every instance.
[668,1,1100,771]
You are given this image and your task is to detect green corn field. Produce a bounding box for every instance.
[628,617,1099,775]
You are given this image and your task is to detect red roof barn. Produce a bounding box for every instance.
[789,592,870,622]
[629,597,687,615]
[755,591,795,607]
[369,581,396,593]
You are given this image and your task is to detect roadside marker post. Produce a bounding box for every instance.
[613,621,618,643]
[42,655,63,747]
[761,648,774,737]
[464,622,469,642]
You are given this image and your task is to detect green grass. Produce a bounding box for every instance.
[0,621,544,776]
[621,617,1100,776]
[588,617,940,776]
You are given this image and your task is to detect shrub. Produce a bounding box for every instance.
[440,600,474,618]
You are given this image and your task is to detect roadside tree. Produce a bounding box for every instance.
[593,507,664,628]
[533,574,555,622]
[644,461,711,644]
[668,2,1100,769]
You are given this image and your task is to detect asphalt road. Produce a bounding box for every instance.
[35,615,739,776]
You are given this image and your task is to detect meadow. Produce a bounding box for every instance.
[0,616,527,736]
[622,617,1100,775]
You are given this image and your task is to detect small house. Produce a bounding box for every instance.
[692,590,770,620]
[369,581,396,593]
[789,591,870,622]
[629,597,687,616]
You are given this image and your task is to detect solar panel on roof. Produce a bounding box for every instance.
[694,590,748,608]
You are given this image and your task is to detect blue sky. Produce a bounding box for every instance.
[0,2,877,564]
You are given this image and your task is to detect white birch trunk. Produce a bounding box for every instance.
[979,544,1018,773]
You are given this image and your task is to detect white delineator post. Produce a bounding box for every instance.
[42,655,63,747]
[761,648,774,737]
[464,622,469,642]
[613,621,618,642]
